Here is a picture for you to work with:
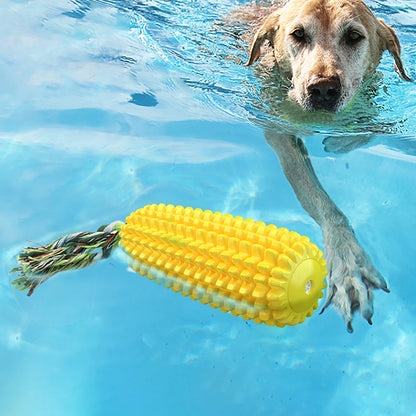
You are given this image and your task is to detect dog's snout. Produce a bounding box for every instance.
[307,77,341,111]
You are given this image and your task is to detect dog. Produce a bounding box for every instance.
[235,0,412,331]
[244,0,411,112]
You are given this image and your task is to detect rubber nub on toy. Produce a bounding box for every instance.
[120,204,327,327]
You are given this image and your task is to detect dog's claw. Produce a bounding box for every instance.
[366,268,389,293]
[379,277,390,293]
[322,224,388,331]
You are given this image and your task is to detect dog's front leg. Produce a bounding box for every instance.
[264,129,389,331]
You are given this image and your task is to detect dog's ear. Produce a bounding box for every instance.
[245,12,280,66]
[377,18,413,81]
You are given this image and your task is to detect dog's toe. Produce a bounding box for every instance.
[321,225,389,331]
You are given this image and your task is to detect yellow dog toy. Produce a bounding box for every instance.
[11,204,327,328]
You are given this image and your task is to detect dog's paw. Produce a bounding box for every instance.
[322,135,373,154]
[321,224,389,332]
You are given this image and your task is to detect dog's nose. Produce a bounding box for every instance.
[307,77,341,111]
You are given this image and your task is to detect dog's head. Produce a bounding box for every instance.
[246,0,412,113]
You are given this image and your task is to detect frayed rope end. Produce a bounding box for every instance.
[10,221,123,296]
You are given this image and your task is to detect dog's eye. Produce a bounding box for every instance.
[290,28,306,42]
[346,30,364,46]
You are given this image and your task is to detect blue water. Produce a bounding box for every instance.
[1,0,416,415]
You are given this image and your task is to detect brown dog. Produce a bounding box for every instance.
[245,0,411,112]
[236,0,412,331]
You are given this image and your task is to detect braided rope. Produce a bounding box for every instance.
[10,221,123,296]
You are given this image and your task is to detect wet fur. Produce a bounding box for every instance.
[242,0,411,112]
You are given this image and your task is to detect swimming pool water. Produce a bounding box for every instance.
[1,0,416,415]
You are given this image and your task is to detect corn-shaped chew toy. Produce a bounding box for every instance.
[11,203,326,328]
[120,204,327,327]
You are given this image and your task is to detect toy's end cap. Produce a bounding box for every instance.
[287,258,326,313]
